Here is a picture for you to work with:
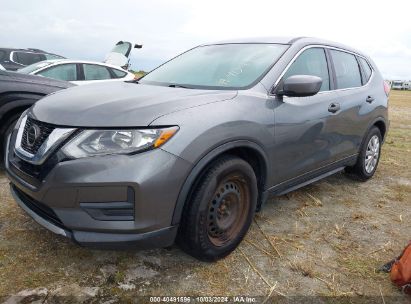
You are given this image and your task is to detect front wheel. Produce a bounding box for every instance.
[345,126,382,181]
[177,155,258,261]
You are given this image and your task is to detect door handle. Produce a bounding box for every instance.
[366,96,375,103]
[328,103,340,113]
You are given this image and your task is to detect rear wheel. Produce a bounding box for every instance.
[345,127,382,181]
[177,155,258,261]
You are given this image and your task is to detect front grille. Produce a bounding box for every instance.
[21,117,55,155]
[13,186,64,227]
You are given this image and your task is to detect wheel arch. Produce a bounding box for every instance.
[373,119,387,142]
[363,116,387,143]
[0,92,42,157]
[171,140,269,225]
[0,92,43,126]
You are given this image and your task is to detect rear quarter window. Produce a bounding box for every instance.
[358,57,372,84]
[330,50,362,89]
[111,68,127,78]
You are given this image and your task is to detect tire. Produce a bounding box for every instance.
[177,155,258,261]
[345,126,382,181]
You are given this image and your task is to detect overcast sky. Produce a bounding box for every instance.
[1,0,410,79]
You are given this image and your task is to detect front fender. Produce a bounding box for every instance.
[170,139,269,225]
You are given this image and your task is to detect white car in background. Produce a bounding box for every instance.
[17,41,141,85]
[18,59,135,85]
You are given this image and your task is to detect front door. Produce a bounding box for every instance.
[272,47,342,184]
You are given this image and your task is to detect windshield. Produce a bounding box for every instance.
[140,43,288,89]
[18,61,54,74]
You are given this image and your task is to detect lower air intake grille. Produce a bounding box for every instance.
[13,186,63,227]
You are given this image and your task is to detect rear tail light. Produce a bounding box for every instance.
[383,81,391,96]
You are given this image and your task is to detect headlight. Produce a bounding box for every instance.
[61,127,178,159]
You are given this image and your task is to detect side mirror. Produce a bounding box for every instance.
[280,75,322,97]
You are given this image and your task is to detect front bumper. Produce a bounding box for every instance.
[11,184,178,248]
[5,131,192,248]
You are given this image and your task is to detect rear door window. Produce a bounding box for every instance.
[12,52,46,66]
[83,64,112,80]
[37,64,77,81]
[282,48,330,91]
[330,50,362,89]
[358,57,372,84]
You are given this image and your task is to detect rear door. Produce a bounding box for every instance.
[329,49,370,158]
[273,47,342,183]
[76,63,114,85]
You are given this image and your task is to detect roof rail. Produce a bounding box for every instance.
[288,37,307,44]
[27,48,45,52]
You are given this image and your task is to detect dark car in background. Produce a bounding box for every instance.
[5,37,389,261]
[0,48,64,71]
[0,70,74,165]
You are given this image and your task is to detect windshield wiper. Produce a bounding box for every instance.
[168,84,192,89]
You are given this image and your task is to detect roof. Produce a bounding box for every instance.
[202,36,367,57]
[0,47,59,55]
[27,59,131,71]
[205,36,299,45]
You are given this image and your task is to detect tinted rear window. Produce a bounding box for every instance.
[12,52,46,66]
[44,54,64,60]
[330,50,362,89]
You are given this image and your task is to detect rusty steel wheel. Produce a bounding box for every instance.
[207,176,250,247]
[177,155,258,261]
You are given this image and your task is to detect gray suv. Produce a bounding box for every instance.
[5,37,389,261]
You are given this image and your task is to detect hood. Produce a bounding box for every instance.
[0,70,73,89]
[30,82,237,127]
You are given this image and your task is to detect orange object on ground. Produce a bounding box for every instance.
[391,241,411,295]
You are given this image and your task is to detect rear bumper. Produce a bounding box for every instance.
[11,184,178,248]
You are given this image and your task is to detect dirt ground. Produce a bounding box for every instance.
[0,91,410,303]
